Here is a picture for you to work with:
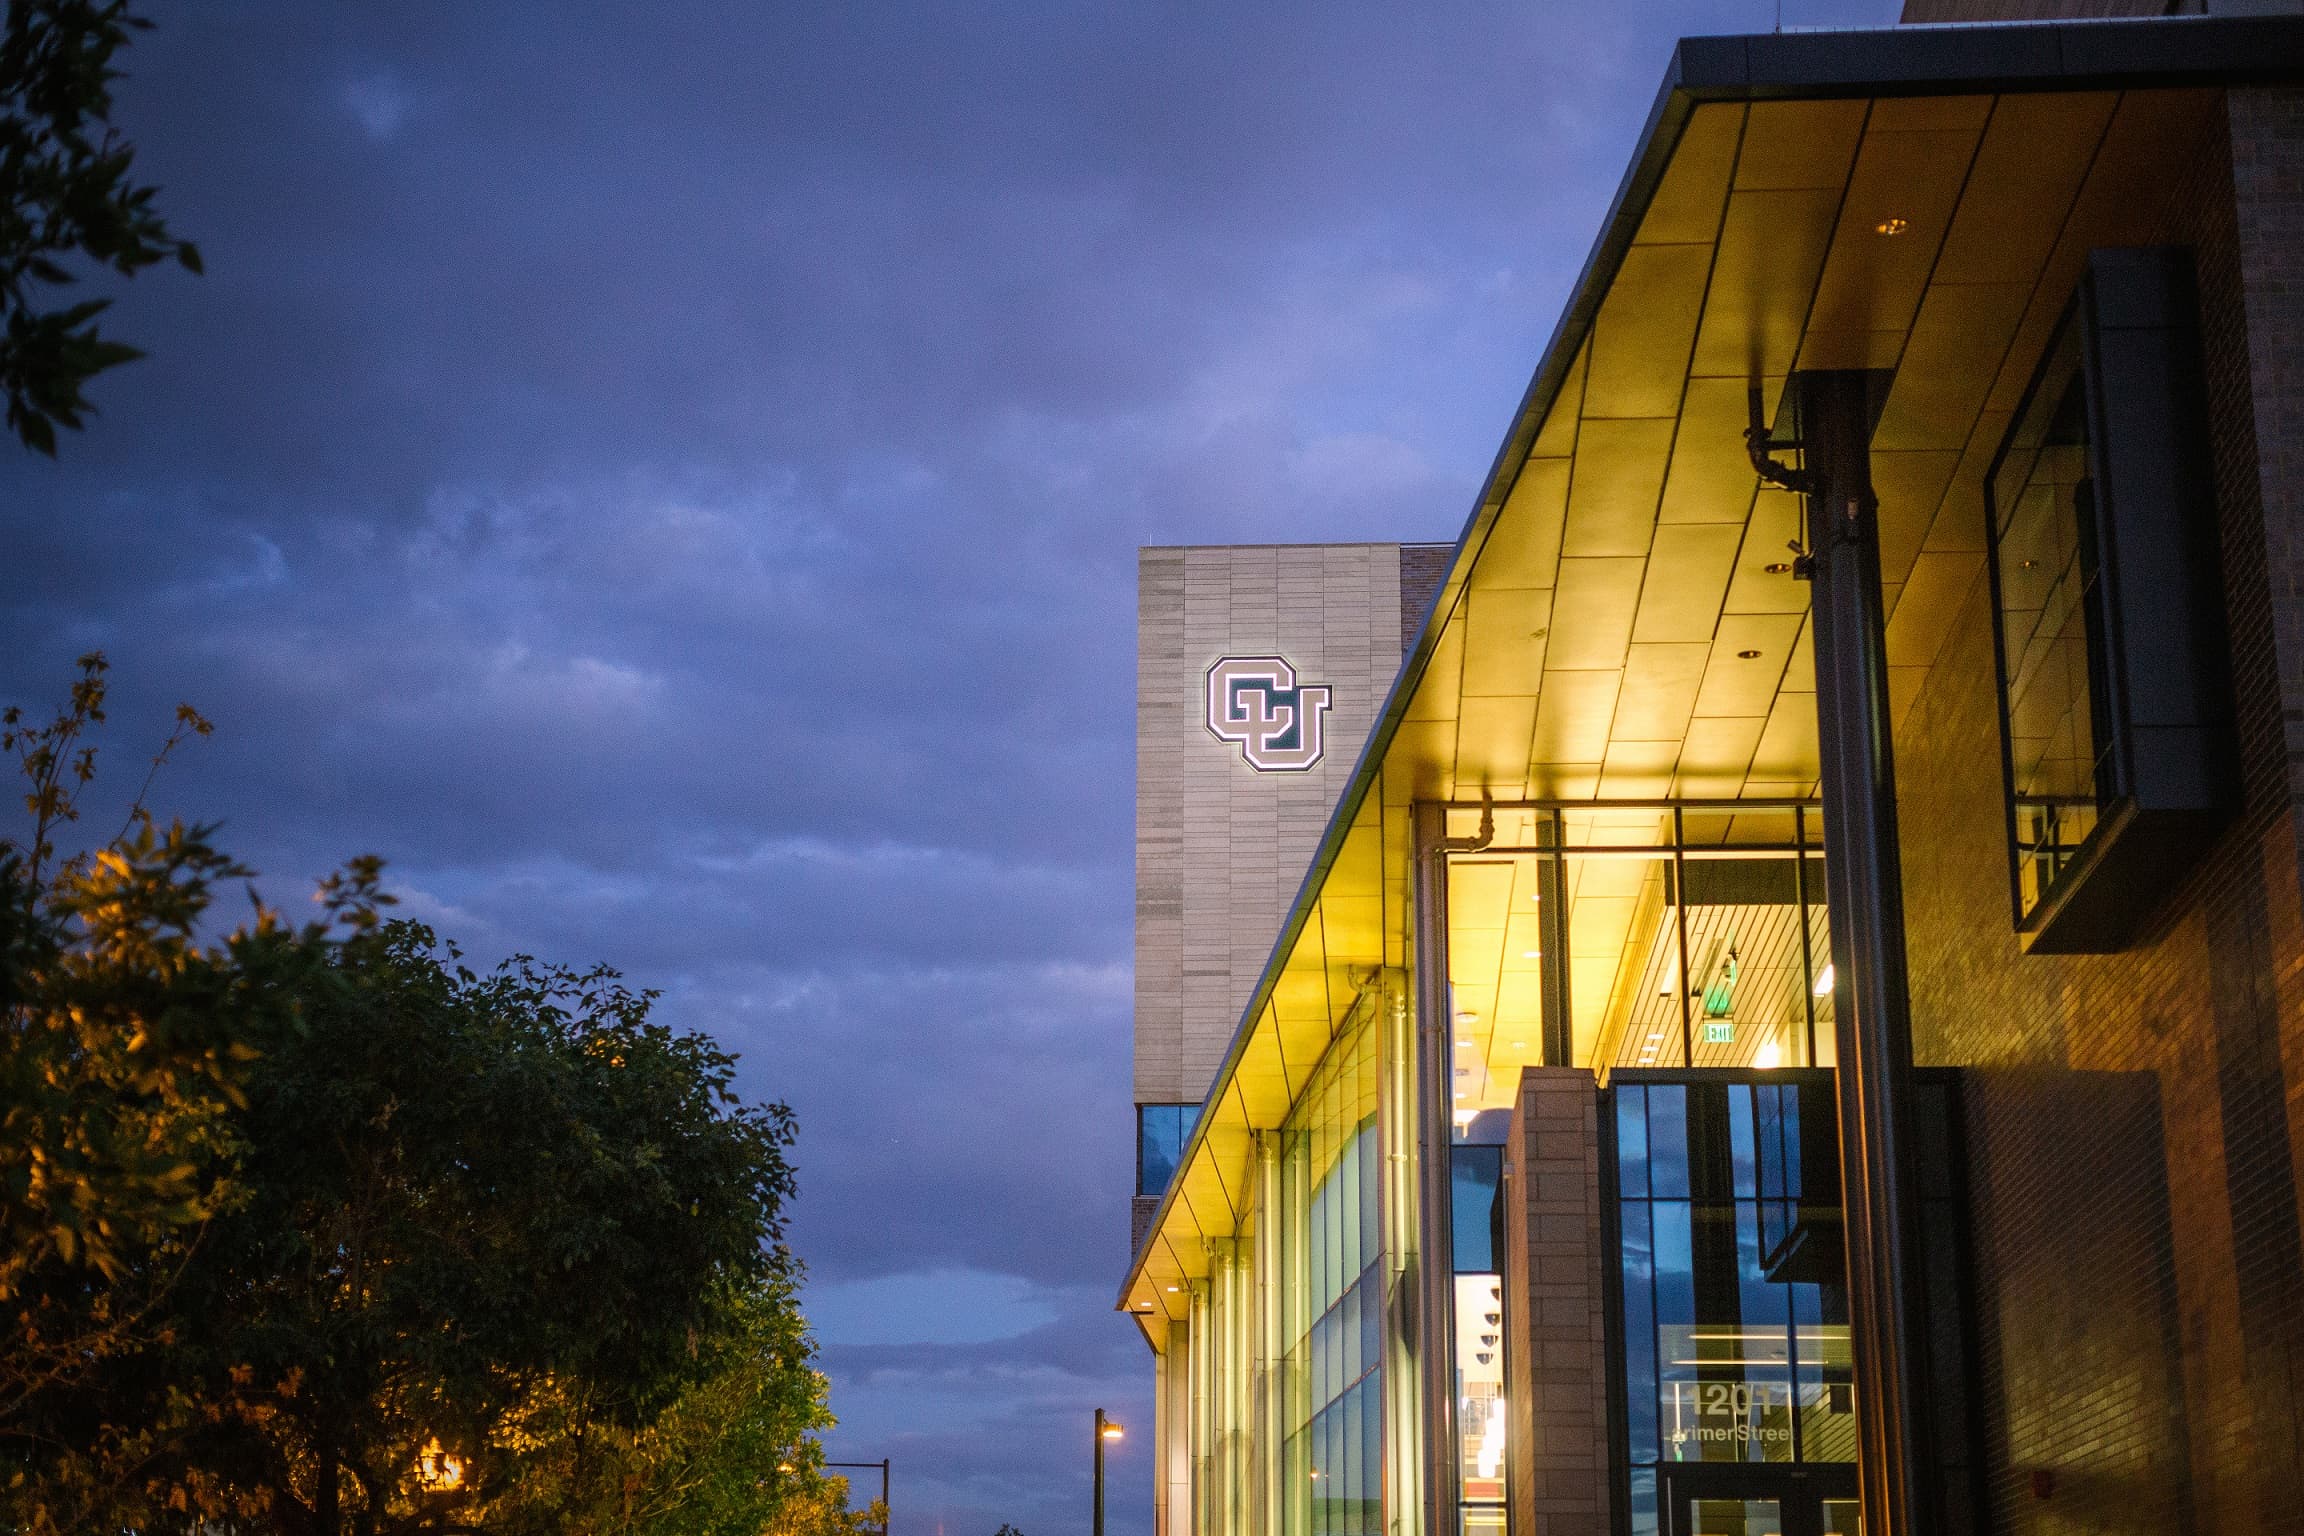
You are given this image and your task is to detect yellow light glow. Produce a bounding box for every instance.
[1875,216,1910,235]
[414,1437,464,1493]
[1754,1040,1783,1070]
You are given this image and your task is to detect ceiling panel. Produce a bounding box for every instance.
[1692,614,1804,719]
[1476,458,1570,588]
[1461,585,1551,697]
[1639,102,1745,244]
[1600,740,1683,798]
[1733,98,1868,191]
[1750,691,1821,783]
[1531,669,1622,767]
[1691,187,1844,380]
[1801,119,1984,363]
[1613,642,1712,742]
[1528,342,1589,458]
[1547,556,1645,669]
[1871,281,2032,452]
[1585,243,1714,419]
[1674,716,1768,797]
[1659,376,1775,525]
[1454,696,1538,796]
[1721,490,1809,615]
[1930,92,2116,287]
[1873,449,1962,589]
[1564,418,1675,557]
[1634,524,1744,645]
[1884,551,1984,670]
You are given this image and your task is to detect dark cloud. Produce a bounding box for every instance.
[1,0,1897,1529]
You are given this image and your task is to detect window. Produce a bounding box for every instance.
[1989,318,2111,918]
[1983,248,2234,952]
[1136,1102,1200,1196]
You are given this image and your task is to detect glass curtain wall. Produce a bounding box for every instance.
[1279,1007,1384,1536]
[1178,981,1422,1536]
[1437,802,1831,1110]
[1612,1074,1854,1536]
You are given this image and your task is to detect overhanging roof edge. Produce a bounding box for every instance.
[1116,10,2304,1319]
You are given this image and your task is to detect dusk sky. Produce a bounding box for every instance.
[1,2,1899,1530]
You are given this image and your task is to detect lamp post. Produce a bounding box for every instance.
[1094,1410,1123,1536]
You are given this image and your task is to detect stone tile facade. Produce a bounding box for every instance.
[1134,544,1442,1107]
[1503,1069,1613,1536]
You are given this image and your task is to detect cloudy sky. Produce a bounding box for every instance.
[3,1,1899,1529]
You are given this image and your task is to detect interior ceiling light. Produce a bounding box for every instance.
[1814,961,1836,997]
[1522,950,1542,959]
[1764,561,1792,575]
[1737,649,1763,659]
[1875,216,1910,235]
[1755,1040,1784,1070]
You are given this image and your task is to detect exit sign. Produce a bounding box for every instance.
[1703,1021,1735,1044]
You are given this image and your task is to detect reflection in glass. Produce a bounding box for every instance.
[1137,1102,1201,1194]
[1616,1075,1855,1513]
[1989,313,2113,919]
[1280,1013,1381,1536]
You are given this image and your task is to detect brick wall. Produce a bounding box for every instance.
[1891,97,2304,1535]
[1503,1069,1613,1536]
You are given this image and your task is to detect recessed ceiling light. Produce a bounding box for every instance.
[1511,1040,1526,1049]
[1522,949,1542,959]
[1737,649,1763,659]
[1875,216,1910,236]
[1764,561,1792,575]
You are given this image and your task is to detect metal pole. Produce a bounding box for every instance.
[1094,1409,1109,1536]
[1793,368,1937,1536]
[1411,803,1459,1536]
[1794,805,1817,1067]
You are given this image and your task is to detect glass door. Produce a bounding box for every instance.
[1662,1466,1858,1536]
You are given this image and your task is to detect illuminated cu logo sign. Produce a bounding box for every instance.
[1205,656,1332,772]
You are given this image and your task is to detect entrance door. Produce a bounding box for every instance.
[1661,1466,1860,1536]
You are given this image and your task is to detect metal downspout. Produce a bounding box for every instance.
[1412,800,1490,1536]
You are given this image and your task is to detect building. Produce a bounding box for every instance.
[1120,6,2304,1536]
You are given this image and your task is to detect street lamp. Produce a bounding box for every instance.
[1094,1410,1124,1536]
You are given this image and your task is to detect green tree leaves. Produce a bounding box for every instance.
[0,2,201,455]
[1,666,857,1536]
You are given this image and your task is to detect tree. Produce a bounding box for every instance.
[496,1273,862,1536]
[1,662,828,1536]
[0,0,201,454]
[39,926,804,1535]
[0,655,389,1530]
